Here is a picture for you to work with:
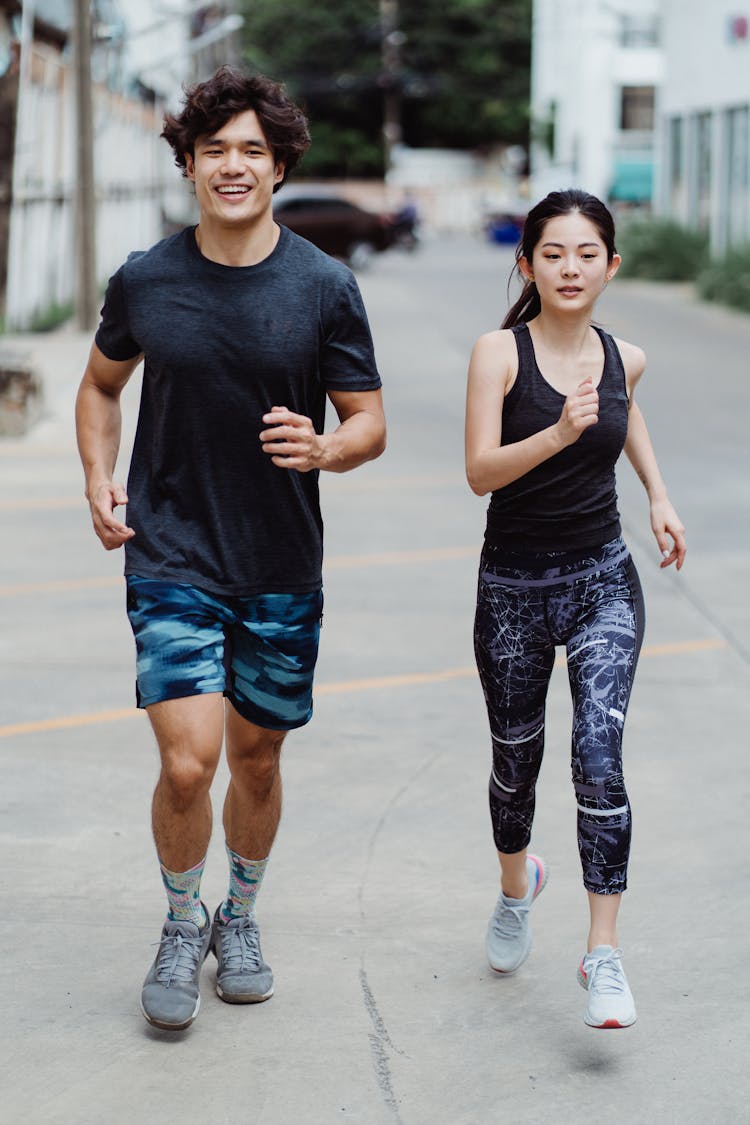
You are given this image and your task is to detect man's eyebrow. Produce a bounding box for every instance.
[198,136,270,148]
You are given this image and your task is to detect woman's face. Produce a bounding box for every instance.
[520,211,621,313]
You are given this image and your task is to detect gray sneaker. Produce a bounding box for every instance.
[578,945,637,1028]
[140,909,212,1030]
[211,909,274,1004]
[486,854,548,974]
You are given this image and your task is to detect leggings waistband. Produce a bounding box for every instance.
[479,536,631,588]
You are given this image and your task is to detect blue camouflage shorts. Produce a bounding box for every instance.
[125,576,323,731]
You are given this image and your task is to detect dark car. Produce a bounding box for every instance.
[273,191,395,268]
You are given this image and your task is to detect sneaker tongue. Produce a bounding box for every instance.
[589,945,615,958]
[165,918,200,937]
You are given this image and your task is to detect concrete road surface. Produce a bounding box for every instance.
[1,235,748,1124]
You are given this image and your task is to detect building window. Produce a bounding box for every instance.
[620,87,655,132]
[725,105,750,246]
[669,116,685,213]
[620,15,660,48]
[692,112,713,230]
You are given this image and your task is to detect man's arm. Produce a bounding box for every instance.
[259,388,386,473]
[75,342,142,549]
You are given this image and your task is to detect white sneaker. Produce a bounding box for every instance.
[485,854,547,974]
[578,945,637,1028]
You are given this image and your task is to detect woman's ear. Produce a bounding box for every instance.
[519,255,534,284]
[605,253,622,283]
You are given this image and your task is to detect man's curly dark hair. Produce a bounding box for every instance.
[161,66,311,190]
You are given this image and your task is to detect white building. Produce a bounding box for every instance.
[657,1,750,255]
[530,0,662,206]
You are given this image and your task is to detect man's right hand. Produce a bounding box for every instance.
[87,481,135,550]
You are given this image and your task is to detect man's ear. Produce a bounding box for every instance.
[184,152,195,181]
[274,161,285,186]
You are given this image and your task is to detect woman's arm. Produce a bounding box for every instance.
[465,330,599,496]
[617,338,686,570]
[624,401,686,569]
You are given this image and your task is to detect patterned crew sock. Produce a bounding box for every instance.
[219,845,269,923]
[159,856,207,928]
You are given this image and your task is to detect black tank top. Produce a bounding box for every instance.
[484,322,629,553]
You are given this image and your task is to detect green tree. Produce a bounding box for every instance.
[239,0,531,176]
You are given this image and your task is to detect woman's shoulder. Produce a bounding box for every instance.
[610,335,646,380]
[471,327,519,359]
[468,328,520,395]
[607,334,646,397]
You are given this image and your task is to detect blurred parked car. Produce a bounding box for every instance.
[484,208,527,245]
[273,190,395,268]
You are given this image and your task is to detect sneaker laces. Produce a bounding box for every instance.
[588,948,626,995]
[218,918,262,973]
[153,929,205,986]
[490,898,529,942]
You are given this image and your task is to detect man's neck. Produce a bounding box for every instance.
[194,216,280,267]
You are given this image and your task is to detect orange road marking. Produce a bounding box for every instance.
[0,575,122,596]
[0,474,464,514]
[0,547,478,597]
[0,637,728,739]
[0,496,82,511]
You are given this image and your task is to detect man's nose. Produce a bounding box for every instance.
[221,148,245,175]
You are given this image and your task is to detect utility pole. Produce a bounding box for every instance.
[73,0,98,329]
[379,0,403,174]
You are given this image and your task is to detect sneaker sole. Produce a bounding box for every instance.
[140,995,200,1031]
[577,961,637,1029]
[216,983,274,1004]
[487,854,548,975]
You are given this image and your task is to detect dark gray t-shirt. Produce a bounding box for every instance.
[95,224,381,595]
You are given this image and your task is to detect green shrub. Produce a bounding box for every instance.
[697,246,750,313]
[28,300,74,333]
[617,218,709,281]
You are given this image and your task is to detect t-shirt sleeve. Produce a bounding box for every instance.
[94,262,143,361]
[320,273,381,392]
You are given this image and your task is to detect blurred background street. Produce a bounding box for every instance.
[1,236,749,1123]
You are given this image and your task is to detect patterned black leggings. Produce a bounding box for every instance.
[473,537,645,895]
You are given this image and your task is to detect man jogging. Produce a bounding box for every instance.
[75,66,386,1031]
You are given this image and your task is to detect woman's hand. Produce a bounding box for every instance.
[556,378,599,446]
[650,497,686,570]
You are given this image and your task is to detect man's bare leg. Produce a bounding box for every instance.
[148,693,225,870]
[140,692,224,1030]
[211,703,286,1004]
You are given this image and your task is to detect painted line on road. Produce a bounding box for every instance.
[0,496,82,511]
[0,474,464,514]
[0,637,728,740]
[0,547,478,598]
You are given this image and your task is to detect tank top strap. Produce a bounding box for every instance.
[592,325,626,391]
[510,322,535,372]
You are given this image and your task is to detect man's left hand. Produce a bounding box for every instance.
[259,406,323,472]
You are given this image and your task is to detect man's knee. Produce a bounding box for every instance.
[227,717,286,794]
[159,751,217,808]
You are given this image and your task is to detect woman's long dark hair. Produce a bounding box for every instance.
[502,189,617,328]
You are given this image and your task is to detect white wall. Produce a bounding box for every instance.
[657,0,750,253]
[5,42,167,330]
[531,0,661,203]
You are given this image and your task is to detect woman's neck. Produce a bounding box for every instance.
[527,310,594,356]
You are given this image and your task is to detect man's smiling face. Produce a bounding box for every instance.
[185,109,285,230]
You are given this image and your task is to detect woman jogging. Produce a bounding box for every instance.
[465,189,685,1028]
